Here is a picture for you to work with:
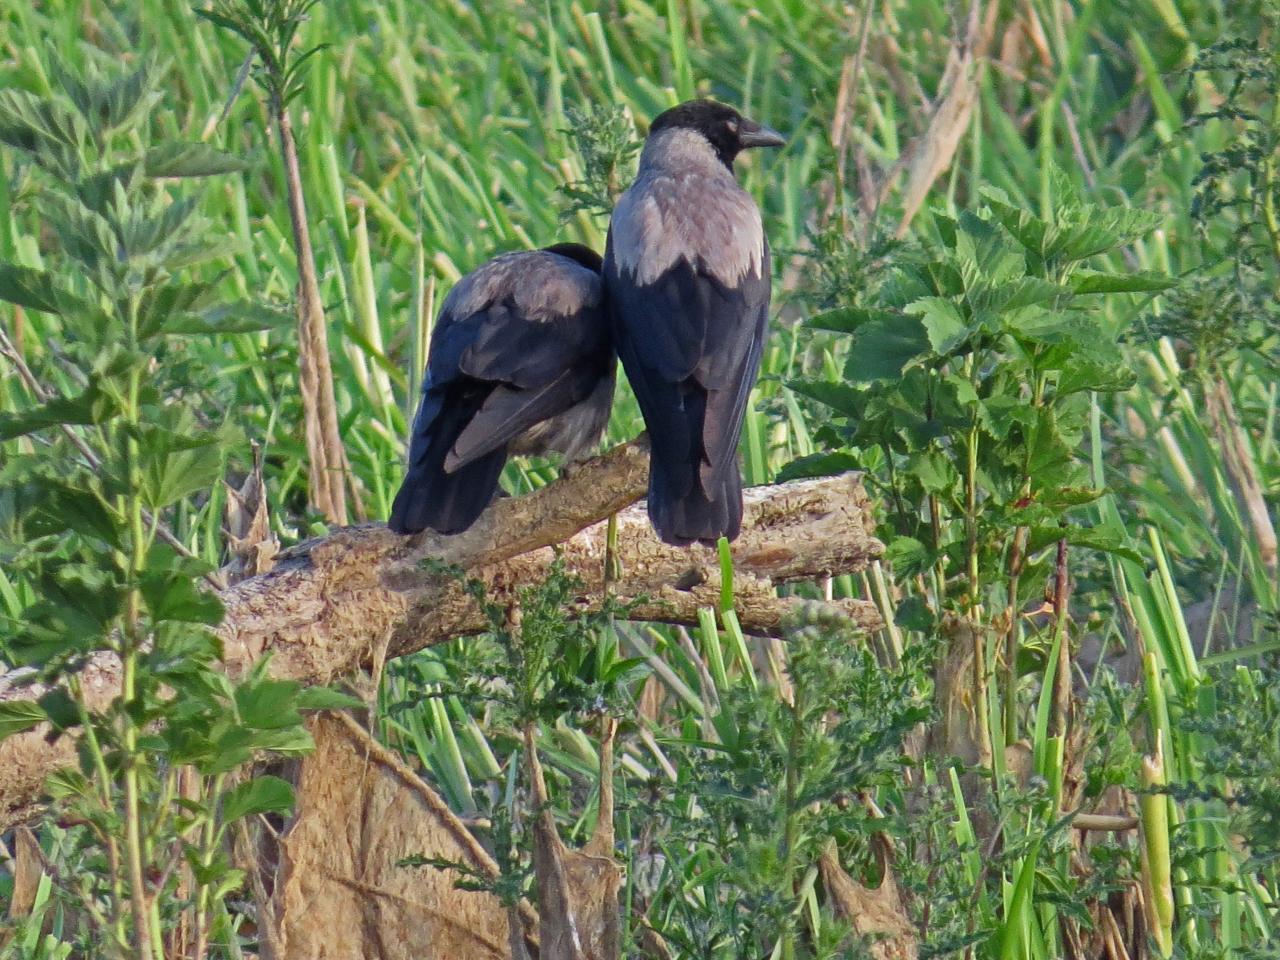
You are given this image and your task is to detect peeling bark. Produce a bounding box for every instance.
[0,440,882,831]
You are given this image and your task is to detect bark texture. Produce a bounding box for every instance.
[0,439,882,831]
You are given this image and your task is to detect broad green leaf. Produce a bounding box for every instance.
[885,537,930,577]
[0,380,116,440]
[141,567,224,625]
[908,448,959,496]
[1070,270,1176,295]
[0,263,69,313]
[162,301,293,336]
[294,687,367,711]
[787,378,863,419]
[220,775,296,823]
[36,687,80,732]
[907,297,968,354]
[0,699,46,741]
[776,451,862,482]
[802,306,901,335]
[844,315,930,383]
[144,141,250,178]
[235,678,305,731]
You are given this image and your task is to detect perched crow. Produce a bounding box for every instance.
[388,243,615,535]
[604,100,784,546]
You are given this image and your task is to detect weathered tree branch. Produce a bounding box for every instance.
[0,439,882,831]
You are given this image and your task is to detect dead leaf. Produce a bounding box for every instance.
[819,841,917,960]
[268,714,526,960]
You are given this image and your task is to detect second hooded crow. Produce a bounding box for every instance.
[388,243,615,535]
[604,99,784,546]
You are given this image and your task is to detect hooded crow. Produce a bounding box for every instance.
[388,243,615,535]
[604,100,784,546]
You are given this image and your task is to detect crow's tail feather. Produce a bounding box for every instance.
[647,455,743,547]
[388,388,507,535]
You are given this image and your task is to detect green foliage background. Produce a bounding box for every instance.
[0,0,1278,957]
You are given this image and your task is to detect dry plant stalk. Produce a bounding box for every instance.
[881,0,998,237]
[1207,375,1278,571]
[275,106,350,526]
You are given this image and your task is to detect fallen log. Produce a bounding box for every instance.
[0,439,882,830]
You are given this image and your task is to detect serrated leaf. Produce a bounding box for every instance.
[141,568,224,625]
[844,315,931,383]
[294,687,366,711]
[235,678,304,731]
[802,306,902,335]
[145,141,249,178]
[908,448,959,496]
[893,595,935,631]
[37,687,80,732]
[776,451,862,482]
[787,378,863,419]
[885,537,930,577]
[0,263,67,313]
[1063,525,1144,563]
[1070,270,1176,295]
[220,775,296,823]
[907,297,968,354]
[0,699,46,741]
[162,301,293,335]
[0,380,117,440]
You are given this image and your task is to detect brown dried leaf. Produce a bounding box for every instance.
[819,841,917,960]
[270,714,521,960]
[526,720,621,960]
[223,442,278,584]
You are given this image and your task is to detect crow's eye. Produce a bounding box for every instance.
[726,119,740,134]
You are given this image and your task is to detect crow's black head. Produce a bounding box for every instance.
[648,99,785,169]
[542,242,603,273]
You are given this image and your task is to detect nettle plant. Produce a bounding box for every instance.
[0,58,350,958]
[790,176,1173,737]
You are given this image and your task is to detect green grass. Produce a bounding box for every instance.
[2,0,1279,957]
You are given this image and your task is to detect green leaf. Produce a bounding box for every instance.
[235,678,305,731]
[844,315,930,383]
[776,451,862,482]
[220,775,296,823]
[0,699,46,742]
[893,595,935,631]
[144,141,250,178]
[1063,525,1144,563]
[141,565,224,625]
[802,306,902,335]
[787,378,863,419]
[162,301,293,336]
[0,263,70,313]
[44,484,121,547]
[1070,270,1176,295]
[885,537,930,577]
[136,420,228,510]
[0,380,117,439]
[908,448,959,496]
[37,687,80,732]
[294,687,366,711]
[907,297,968,355]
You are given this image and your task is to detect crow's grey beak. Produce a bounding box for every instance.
[737,119,785,149]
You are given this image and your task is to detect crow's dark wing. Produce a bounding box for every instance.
[605,241,770,495]
[389,251,608,535]
[444,285,609,470]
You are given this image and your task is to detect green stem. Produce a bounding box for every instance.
[779,681,806,960]
[73,678,127,951]
[1261,88,1280,269]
